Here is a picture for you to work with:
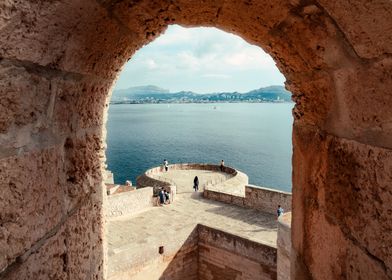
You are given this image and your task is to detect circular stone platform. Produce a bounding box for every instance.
[150,169,231,193]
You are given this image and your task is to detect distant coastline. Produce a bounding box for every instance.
[110,100,292,104]
[110,85,292,104]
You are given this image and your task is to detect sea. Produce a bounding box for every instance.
[105,103,294,192]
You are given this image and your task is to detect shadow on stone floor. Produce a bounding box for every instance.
[159,227,199,280]
[203,205,277,231]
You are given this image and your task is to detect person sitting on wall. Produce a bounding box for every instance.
[277,205,284,218]
[193,176,199,192]
[220,160,225,172]
[158,188,165,206]
[164,190,170,204]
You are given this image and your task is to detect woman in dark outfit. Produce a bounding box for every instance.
[193,176,199,191]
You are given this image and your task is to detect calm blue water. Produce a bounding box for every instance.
[105,103,293,192]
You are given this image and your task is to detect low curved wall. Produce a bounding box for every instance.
[136,163,239,196]
[144,163,237,176]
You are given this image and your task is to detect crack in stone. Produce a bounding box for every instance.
[0,194,94,279]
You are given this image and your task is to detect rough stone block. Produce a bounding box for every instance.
[316,0,392,59]
[65,193,105,280]
[0,147,65,272]
[292,123,392,278]
[63,133,104,211]
[2,223,67,280]
[0,0,135,79]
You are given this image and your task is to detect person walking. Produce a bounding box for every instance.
[220,160,225,172]
[193,176,199,192]
[163,159,169,172]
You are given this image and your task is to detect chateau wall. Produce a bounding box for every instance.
[198,225,277,280]
[277,213,292,280]
[106,187,153,218]
[144,163,237,175]
[137,163,238,197]
[203,185,292,215]
[109,229,199,280]
[108,225,276,280]
[1,0,391,279]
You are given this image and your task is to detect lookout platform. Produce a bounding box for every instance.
[107,164,290,280]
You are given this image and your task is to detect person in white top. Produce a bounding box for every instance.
[163,159,169,171]
[220,160,225,172]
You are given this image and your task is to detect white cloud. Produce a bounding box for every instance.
[146,59,158,69]
[115,25,285,92]
[201,74,230,79]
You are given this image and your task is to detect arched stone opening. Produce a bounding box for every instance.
[1,1,391,279]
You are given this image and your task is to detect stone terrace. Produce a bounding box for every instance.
[107,169,278,279]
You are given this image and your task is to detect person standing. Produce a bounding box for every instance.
[164,190,170,204]
[220,160,225,172]
[193,176,199,192]
[163,159,169,172]
[277,205,284,217]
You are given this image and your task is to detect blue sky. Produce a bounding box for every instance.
[114,25,285,93]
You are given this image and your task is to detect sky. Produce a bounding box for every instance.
[114,25,286,93]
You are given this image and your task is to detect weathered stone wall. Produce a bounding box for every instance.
[244,185,292,214]
[144,163,237,175]
[1,0,391,279]
[111,225,276,280]
[278,212,292,280]
[204,185,292,215]
[137,163,238,197]
[109,228,199,280]
[198,225,277,280]
[106,187,153,218]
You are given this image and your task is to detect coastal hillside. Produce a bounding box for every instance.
[111,85,292,103]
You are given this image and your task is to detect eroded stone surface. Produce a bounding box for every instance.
[0,147,65,272]
[292,123,392,279]
[1,0,391,279]
[107,193,277,279]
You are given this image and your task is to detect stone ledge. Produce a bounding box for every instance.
[204,184,292,215]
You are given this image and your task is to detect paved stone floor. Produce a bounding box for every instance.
[107,192,278,278]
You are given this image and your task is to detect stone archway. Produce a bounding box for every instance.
[1,1,391,279]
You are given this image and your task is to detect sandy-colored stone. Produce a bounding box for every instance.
[106,187,153,218]
[1,0,392,279]
[0,147,65,272]
[292,123,392,279]
[107,192,277,279]
[278,212,291,280]
[316,0,392,59]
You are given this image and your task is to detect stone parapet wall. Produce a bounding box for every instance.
[2,0,391,278]
[245,185,291,214]
[204,185,292,215]
[277,212,291,280]
[198,225,277,280]
[144,163,237,176]
[106,187,153,218]
[109,224,277,280]
[136,163,238,197]
[108,228,199,280]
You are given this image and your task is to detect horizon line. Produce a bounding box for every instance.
[114,84,287,94]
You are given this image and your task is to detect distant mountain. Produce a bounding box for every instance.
[111,85,292,104]
[112,85,170,101]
